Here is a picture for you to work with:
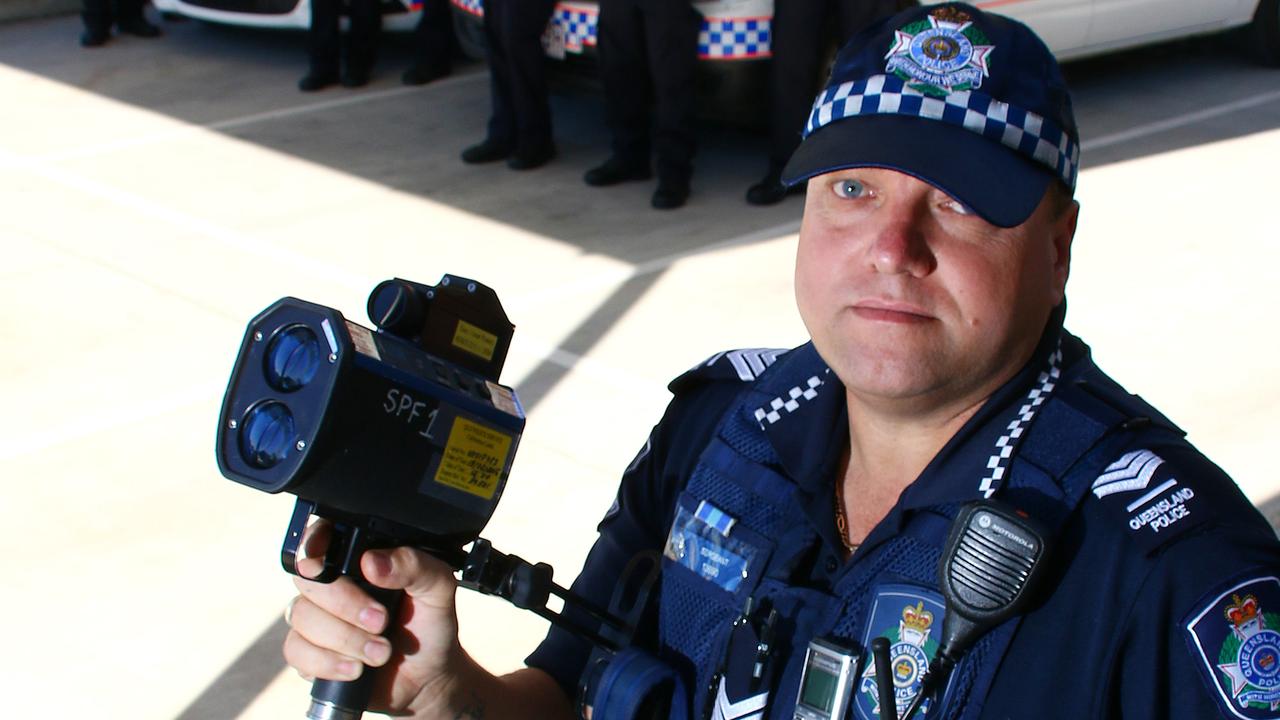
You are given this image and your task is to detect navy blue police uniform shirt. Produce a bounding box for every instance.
[525,333,1280,719]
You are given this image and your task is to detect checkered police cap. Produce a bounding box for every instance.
[781,2,1080,228]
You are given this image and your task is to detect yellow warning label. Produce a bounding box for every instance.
[451,320,497,362]
[434,417,511,500]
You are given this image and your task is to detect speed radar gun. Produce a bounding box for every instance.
[216,275,627,720]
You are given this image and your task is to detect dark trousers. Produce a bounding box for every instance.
[483,0,557,154]
[308,0,382,75]
[597,0,700,181]
[767,0,907,168]
[410,0,455,72]
[82,0,144,33]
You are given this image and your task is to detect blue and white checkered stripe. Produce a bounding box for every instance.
[551,5,596,52]
[805,74,1079,188]
[977,344,1062,499]
[450,0,482,18]
[699,17,771,59]
[754,372,827,428]
[695,500,737,536]
[453,2,771,61]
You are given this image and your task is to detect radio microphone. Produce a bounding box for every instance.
[899,500,1051,720]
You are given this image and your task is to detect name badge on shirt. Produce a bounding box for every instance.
[664,500,757,594]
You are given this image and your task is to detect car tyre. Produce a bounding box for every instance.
[1247,0,1280,66]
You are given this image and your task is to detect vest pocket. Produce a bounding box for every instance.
[662,491,776,602]
[659,491,778,691]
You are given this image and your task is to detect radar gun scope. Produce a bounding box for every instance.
[216,275,526,719]
[217,275,522,552]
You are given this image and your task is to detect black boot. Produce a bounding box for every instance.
[401,63,450,85]
[341,64,371,88]
[583,156,652,187]
[461,138,514,164]
[651,175,690,210]
[507,143,556,171]
[298,68,339,91]
[745,164,803,206]
[80,26,110,46]
[117,17,160,37]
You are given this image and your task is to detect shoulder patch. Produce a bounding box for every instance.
[668,348,788,393]
[1088,448,1208,555]
[1185,575,1280,719]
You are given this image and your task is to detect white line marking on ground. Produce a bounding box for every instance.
[0,147,370,292]
[0,382,226,462]
[507,218,803,387]
[1082,89,1280,153]
[36,70,488,164]
[511,219,802,310]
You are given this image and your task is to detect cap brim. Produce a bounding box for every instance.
[781,114,1054,228]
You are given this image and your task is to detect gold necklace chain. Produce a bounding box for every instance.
[834,479,860,555]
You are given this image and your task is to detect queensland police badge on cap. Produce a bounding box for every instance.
[1187,576,1280,719]
[884,7,993,96]
[856,585,948,719]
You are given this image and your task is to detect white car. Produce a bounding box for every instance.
[151,0,423,31]
[442,0,1277,122]
[446,0,1275,65]
[148,0,1279,62]
[149,0,1279,87]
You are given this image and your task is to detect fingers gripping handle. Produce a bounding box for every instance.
[281,500,405,720]
[308,582,404,720]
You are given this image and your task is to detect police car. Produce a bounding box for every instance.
[148,0,1279,68]
[150,0,422,30]
[448,0,1278,64]
[446,0,1276,122]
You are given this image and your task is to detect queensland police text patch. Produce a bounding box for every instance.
[1091,449,1206,554]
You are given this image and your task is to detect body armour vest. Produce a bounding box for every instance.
[653,336,1183,720]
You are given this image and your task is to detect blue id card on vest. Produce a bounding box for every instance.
[664,500,757,593]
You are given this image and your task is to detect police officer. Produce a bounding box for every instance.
[280,5,1280,719]
[79,0,160,47]
[746,0,909,205]
[583,0,701,209]
[459,0,558,170]
[401,0,456,86]
[298,0,381,91]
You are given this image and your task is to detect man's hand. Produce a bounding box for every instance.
[281,522,575,720]
[282,522,463,716]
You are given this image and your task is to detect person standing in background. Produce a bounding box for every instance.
[299,0,382,91]
[460,0,558,170]
[79,0,161,47]
[583,0,701,210]
[402,0,457,86]
[745,0,912,205]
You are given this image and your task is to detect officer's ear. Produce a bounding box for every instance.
[1048,192,1078,305]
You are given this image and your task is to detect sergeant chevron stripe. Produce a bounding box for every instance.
[1092,449,1165,499]
[710,679,768,720]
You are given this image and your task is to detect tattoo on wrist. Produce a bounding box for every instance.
[453,690,485,719]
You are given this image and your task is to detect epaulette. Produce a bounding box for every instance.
[1068,370,1268,556]
[668,348,790,394]
[1086,443,1261,557]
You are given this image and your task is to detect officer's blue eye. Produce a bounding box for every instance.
[832,178,866,199]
